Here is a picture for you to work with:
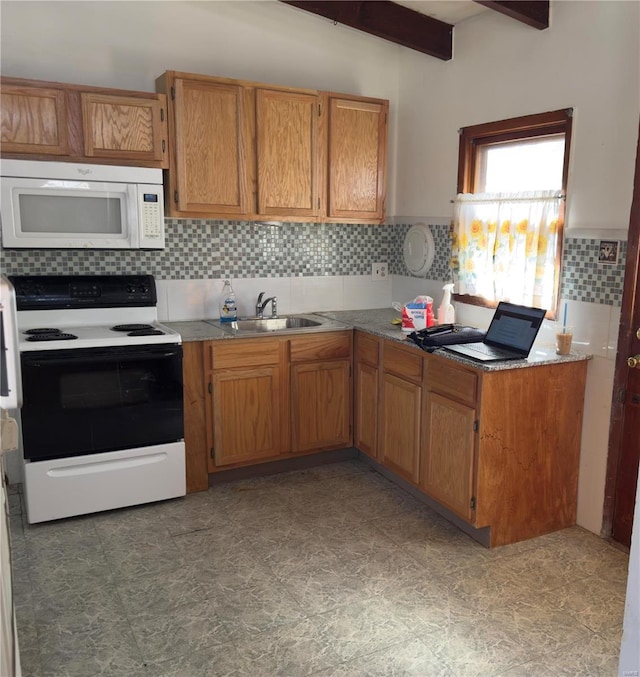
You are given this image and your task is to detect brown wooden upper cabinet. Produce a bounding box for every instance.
[81,93,167,164]
[157,71,388,223]
[158,73,253,216]
[1,84,68,155]
[255,88,322,219]
[1,77,168,168]
[327,96,388,223]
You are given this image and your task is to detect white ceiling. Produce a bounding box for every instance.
[394,0,489,24]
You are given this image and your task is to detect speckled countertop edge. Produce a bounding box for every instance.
[167,308,591,372]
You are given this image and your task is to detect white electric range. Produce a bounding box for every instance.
[11,275,186,523]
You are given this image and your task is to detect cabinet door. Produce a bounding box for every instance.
[256,89,320,218]
[421,392,476,521]
[81,93,168,166]
[327,96,387,222]
[354,361,378,458]
[172,77,252,216]
[212,366,282,465]
[1,84,68,155]
[379,373,420,484]
[291,360,351,452]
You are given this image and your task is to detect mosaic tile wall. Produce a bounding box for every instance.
[0,220,394,279]
[0,220,627,306]
[562,237,627,306]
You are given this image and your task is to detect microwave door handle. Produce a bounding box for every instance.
[126,185,140,248]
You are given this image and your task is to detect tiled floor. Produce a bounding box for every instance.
[8,459,628,677]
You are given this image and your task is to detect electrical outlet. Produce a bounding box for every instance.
[372,262,388,280]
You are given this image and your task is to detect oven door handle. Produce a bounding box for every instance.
[22,348,181,367]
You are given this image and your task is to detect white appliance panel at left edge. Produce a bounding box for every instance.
[23,441,186,524]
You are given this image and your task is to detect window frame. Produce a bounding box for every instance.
[455,108,573,316]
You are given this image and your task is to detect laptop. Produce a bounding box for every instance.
[444,302,546,362]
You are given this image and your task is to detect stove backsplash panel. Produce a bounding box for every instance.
[0,219,626,307]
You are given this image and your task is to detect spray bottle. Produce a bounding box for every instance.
[437,283,455,325]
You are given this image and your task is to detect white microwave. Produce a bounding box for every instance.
[0,160,165,249]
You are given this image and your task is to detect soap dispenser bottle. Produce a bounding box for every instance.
[437,283,455,325]
[219,280,237,323]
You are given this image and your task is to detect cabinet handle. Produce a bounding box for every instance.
[208,382,213,394]
[162,140,165,153]
[160,108,165,122]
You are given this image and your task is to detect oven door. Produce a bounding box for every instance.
[20,344,183,461]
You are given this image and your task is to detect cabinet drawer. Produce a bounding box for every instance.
[355,331,379,366]
[289,332,351,362]
[383,343,423,384]
[428,358,477,405]
[210,338,281,369]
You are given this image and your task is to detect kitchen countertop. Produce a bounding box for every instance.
[167,308,591,371]
[166,315,350,342]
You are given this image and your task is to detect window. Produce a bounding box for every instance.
[452,109,572,316]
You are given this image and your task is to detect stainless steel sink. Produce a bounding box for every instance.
[211,315,324,335]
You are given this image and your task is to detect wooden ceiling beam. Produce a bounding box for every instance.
[474,1,550,30]
[279,1,453,61]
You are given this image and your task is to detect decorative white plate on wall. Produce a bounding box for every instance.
[403,224,435,277]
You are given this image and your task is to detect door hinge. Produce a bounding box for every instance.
[317,197,320,209]
[174,190,179,204]
[171,86,175,100]
[208,382,213,395]
[470,496,476,510]
[617,388,626,403]
[210,447,215,459]
[473,420,479,432]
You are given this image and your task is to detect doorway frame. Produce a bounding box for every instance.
[602,119,640,540]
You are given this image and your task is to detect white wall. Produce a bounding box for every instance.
[394,0,640,235]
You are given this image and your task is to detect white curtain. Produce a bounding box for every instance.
[451,190,561,311]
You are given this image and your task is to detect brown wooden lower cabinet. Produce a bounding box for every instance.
[184,329,587,548]
[379,339,423,484]
[212,365,283,466]
[421,391,475,522]
[182,331,352,488]
[206,337,288,471]
[291,360,351,452]
[353,330,588,547]
[290,332,353,453]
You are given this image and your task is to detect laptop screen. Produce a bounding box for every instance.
[485,302,547,353]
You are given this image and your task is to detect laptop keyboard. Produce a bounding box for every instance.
[472,343,513,357]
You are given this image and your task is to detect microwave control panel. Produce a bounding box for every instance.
[138,186,165,248]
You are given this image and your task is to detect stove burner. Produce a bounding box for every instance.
[24,328,62,335]
[26,332,78,342]
[127,329,164,336]
[111,324,154,332]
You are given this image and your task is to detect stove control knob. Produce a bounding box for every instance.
[139,284,149,294]
[127,284,136,294]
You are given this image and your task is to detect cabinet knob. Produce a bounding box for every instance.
[627,354,640,369]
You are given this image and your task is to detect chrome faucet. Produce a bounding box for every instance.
[255,292,277,319]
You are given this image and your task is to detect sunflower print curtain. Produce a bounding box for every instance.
[451,190,561,310]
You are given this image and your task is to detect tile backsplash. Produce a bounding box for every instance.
[0,220,627,307]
